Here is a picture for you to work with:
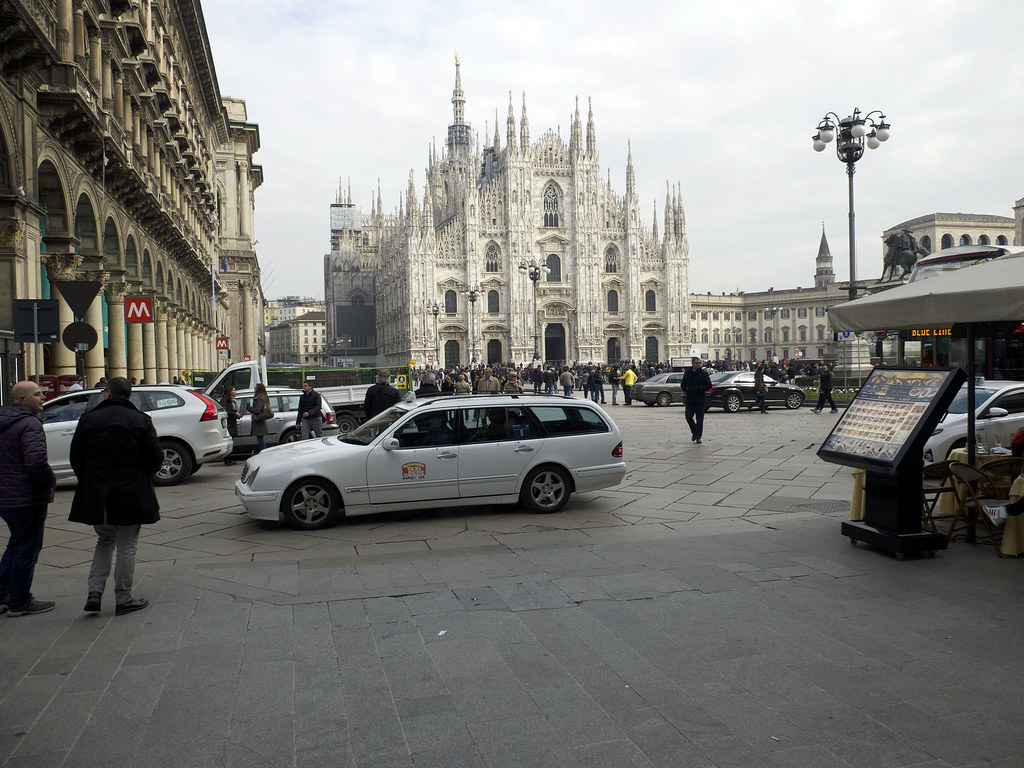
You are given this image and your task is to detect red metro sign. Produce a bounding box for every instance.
[125,297,153,323]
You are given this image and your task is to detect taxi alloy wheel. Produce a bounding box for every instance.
[282,478,342,530]
[521,465,571,513]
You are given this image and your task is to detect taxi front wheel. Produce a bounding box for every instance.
[282,478,343,530]
[520,465,571,514]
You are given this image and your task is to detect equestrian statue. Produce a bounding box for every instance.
[881,230,928,281]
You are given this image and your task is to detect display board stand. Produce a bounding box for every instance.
[819,366,967,559]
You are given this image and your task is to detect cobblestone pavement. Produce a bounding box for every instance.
[3,399,1023,767]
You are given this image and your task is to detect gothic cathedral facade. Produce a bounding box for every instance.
[333,61,690,369]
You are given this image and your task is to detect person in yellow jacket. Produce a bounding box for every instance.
[619,365,638,405]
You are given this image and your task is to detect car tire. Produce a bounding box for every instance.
[279,427,301,444]
[334,412,360,435]
[643,401,655,407]
[281,478,343,530]
[656,392,672,407]
[520,465,572,514]
[785,392,804,410]
[724,393,742,413]
[945,439,967,459]
[155,440,194,487]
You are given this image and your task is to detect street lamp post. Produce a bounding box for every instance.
[769,306,778,362]
[812,108,891,302]
[426,300,441,367]
[459,285,482,366]
[518,259,550,361]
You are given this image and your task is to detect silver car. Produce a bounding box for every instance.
[231,387,339,453]
[923,381,1024,461]
[41,385,232,486]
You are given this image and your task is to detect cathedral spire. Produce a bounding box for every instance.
[377,179,382,222]
[625,141,635,195]
[451,53,465,125]
[520,92,530,149]
[570,96,582,157]
[664,181,672,240]
[652,199,658,243]
[493,110,500,153]
[586,97,596,157]
[447,54,470,155]
[506,91,517,153]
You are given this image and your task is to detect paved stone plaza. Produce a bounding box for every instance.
[2,399,1023,767]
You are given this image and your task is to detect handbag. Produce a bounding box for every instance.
[252,402,274,422]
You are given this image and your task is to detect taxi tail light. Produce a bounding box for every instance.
[612,442,623,458]
[326,411,336,425]
[190,391,220,421]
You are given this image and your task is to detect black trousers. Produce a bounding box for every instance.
[685,401,706,439]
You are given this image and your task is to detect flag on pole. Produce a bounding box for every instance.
[220,253,229,272]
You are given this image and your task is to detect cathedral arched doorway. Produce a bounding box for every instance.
[606,337,621,363]
[486,339,502,365]
[444,340,460,369]
[645,336,659,364]
[544,324,565,364]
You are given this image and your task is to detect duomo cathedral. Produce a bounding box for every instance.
[325,59,690,368]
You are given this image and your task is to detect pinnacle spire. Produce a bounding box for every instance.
[625,141,635,195]
[520,92,530,148]
[586,97,595,156]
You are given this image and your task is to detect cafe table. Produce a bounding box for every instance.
[936,448,1015,517]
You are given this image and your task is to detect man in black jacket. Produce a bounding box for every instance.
[681,356,713,444]
[0,381,56,617]
[70,377,163,615]
[364,372,402,418]
[414,372,444,399]
[296,380,324,439]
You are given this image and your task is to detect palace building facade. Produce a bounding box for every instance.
[326,60,690,369]
[0,0,263,393]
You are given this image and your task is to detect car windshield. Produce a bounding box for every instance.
[343,407,408,445]
[945,387,998,416]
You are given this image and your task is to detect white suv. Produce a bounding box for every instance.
[923,381,1024,461]
[41,385,232,486]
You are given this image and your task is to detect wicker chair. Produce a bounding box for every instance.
[979,457,1024,497]
[921,461,959,533]
[948,462,1006,557]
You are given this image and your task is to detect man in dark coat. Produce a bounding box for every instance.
[680,356,713,444]
[364,372,402,418]
[70,377,162,615]
[414,372,444,399]
[296,380,324,439]
[0,381,56,616]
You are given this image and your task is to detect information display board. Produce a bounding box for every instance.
[818,367,965,474]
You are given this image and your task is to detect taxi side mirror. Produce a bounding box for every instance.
[382,437,400,451]
[986,407,1009,419]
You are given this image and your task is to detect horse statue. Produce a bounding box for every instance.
[881,231,928,281]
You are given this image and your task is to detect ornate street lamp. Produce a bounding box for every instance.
[459,284,483,365]
[812,108,891,302]
[426,300,441,367]
[768,306,779,362]
[518,259,550,361]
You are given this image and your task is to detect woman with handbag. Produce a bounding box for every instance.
[220,386,241,465]
[245,383,272,454]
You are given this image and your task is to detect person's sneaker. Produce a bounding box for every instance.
[695,438,702,444]
[7,599,55,617]
[115,598,148,616]
[983,505,1008,527]
[811,409,821,414]
[830,409,839,414]
[84,592,102,613]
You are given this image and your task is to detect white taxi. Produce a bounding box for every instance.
[235,395,626,529]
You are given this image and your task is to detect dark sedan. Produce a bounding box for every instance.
[706,371,804,412]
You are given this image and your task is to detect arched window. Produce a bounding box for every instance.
[543,186,559,227]
[701,331,709,344]
[979,234,990,245]
[997,235,1009,245]
[485,243,500,272]
[607,290,619,312]
[645,336,659,362]
[487,290,499,313]
[645,290,656,311]
[545,253,561,282]
[959,234,972,246]
[604,246,618,273]
[941,234,953,249]
[444,290,457,313]
[921,235,931,253]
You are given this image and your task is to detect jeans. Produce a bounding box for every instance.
[591,384,605,403]
[0,503,48,607]
[255,435,267,453]
[685,401,706,440]
[611,385,619,404]
[300,416,323,439]
[563,386,573,397]
[88,524,141,604]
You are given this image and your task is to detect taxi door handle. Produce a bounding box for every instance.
[435,452,457,460]
[514,446,534,453]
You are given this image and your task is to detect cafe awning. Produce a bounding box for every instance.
[828,252,1024,331]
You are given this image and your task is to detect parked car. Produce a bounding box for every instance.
[632,372,687,406]
[706,371,805,412]
[923,381,1024,462]
[41,385,232,486]
[231,387,339,453]
[235,395,627,529]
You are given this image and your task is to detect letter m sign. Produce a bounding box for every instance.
[125,297,153,323]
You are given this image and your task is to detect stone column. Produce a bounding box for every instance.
[126,320,143,381]
[155,300,169,382]
[57,0,73,61]
[73,3,86,66]
[176,322,188,377]
[165,309,178,379]
[240,281,253,360]
[142,311,157,384]
[89,30,102,91]
[83,272,107,386]
[42,252,82,377]
[105,281,129,378]
[113,71,124,123]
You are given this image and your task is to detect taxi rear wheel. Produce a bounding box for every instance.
[282,478,342,530]
[520,465,572,514]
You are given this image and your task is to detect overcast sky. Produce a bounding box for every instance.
[203,0,1024,301]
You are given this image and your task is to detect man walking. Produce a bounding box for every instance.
[0,381,56,617]
[620,365,638,406]
[812,363,838,414]
[296,380,324,438]
[70,377,162,615]
[364,372,402,418]
[680,356,713,444]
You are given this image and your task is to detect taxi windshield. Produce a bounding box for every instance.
[343,407,407,445]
